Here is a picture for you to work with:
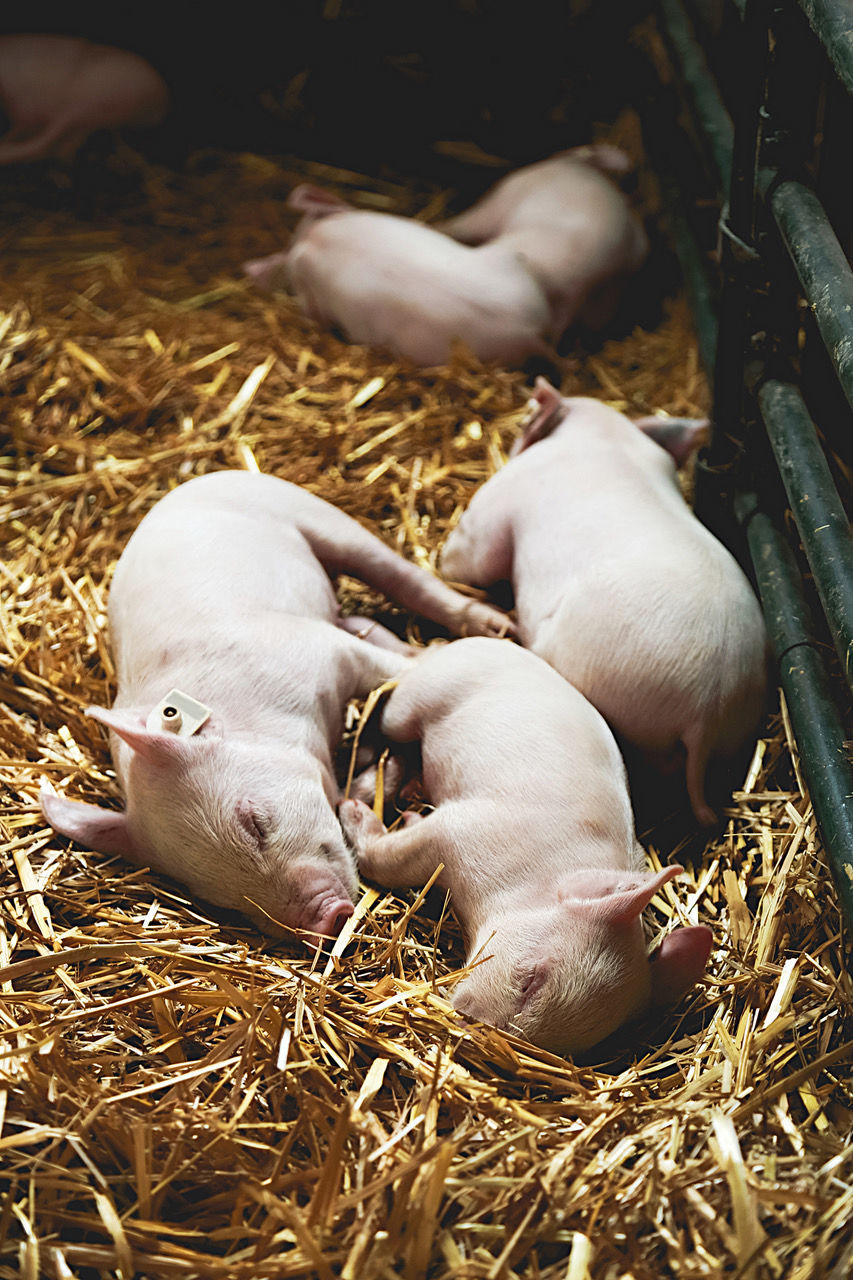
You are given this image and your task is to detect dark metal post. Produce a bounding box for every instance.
[766,179,853,417]
[693,0,773,544]
[740,493,853,925]
[798,0,853,95]
[756,377,853,697]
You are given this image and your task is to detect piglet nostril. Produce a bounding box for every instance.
[313,898,354,938]
[331,906,353,934]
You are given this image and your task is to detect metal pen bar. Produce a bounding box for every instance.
[739,493,853,926]
[656,0,735,191]
[756,377,853,697]
[767,178,853,419]
[798,0,853,98]
[650,166,719,377]
[693,0,773,539]
[639,2,721,374]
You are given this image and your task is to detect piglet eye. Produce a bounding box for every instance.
[237,801,268,847]
[518,963,548,1004]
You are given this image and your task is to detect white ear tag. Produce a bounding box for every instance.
[146,689,212,737]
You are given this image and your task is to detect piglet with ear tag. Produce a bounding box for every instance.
[340,637,710,1057]
[43,471,515,938]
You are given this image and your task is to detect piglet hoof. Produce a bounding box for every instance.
[351,754,407,810]
[349,766,379,807]
[462,600,517,641]
[350,747,407,808]
[338,613,418,656]
[338,797,387,852]
[399,776,425,807]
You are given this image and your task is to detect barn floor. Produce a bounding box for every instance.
[1,55,852,1280]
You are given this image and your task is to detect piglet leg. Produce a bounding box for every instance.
[440,516,513,593]
[339,798,444,886]
[337,614,418,655]
[303,507,516,639]
[349,754,408,807]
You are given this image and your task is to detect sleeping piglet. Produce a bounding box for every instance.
[440,382,769,825]
[41,472,512,938]
[441,145,649,340]
[0,34,168,164]
[244,184,552,366]
[340,638,711,1056]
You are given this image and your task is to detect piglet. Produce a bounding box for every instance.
[440,382,768,825]
[0,35,168,164]
[441,145,649,339]
[244,183,552,366]
[340,638,711,1056]
[41,472,512,938]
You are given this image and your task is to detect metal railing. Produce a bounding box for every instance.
[647,0,853,924]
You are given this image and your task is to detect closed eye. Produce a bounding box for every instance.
[236,801,268,848]
[517,963,548,1006]
[519,968,538,995]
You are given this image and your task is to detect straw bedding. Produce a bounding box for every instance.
[1,103,852,1280]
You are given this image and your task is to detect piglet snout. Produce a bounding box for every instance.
[452,983,507,1033]
[310,897,355,938]
[453,990,490,1024]
[291,891,355,941]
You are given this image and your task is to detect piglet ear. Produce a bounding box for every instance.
[648,925,713,1006]
[511,378,566,456]
[286,183,351,217]
[632,415,709,468]
[560,864,684,925]
[41,785,136,859]
[86,705,191,763]
[563,143,633,176]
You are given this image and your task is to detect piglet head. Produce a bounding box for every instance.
[453,865,711,1056]
[243,250,292,294]
[244,185,354,292]
[42,704,357,941]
